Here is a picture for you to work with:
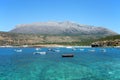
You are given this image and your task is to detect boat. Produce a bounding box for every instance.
[48,48,52,51]
[89,49,95,52]
[80,48,84,51]
[72,48,76,51]
[48,48,60,52]
[14,49,22,52]
[35,48,41,51]
[33,52,46,55]
[66,46,73,49]
[54,50,60,52]
[101,49,106,52]
[62,54,74,57]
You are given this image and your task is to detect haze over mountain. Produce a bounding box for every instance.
[10,21,117,36]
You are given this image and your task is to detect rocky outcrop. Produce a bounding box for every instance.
[91,39,120,47]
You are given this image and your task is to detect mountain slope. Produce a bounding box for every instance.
[10,21,117,36]
[0,31,95,46]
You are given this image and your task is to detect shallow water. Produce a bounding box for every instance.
[0,47,120,80]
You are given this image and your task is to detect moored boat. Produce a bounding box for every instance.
[33,52,46,55]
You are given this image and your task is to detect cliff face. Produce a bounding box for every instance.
[10,21,117,36]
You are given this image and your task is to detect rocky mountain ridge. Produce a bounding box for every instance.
[10,21,117,36]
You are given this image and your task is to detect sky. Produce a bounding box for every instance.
[0,0,120,33]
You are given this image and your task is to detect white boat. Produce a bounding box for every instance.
[80,49,84,51]
[101,49,106,52]
[66,46,73,49]
[33,52,46,55]
[48,48,52,51]
[14,49,22,52]
[89,49,95,52]
[54,50,60,52]
[35,48,41,51]
[72,48,76,51]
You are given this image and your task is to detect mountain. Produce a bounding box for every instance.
[10,21,117,36]
[0,21,118,46]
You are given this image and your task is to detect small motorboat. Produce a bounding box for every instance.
[33,52,46,55]
[54,50,60,52]
[35,48,41,51]
[14,49,22,52]
[62,54,74,57]
[89,49,95,52]
[48,48,52,51]
[80,48,84,51]
[101,49,106,52]
[48,48,60,52]
[66,46,73,49]
[72,48,76,51]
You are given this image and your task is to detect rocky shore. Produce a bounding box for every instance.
[92,39,120,47]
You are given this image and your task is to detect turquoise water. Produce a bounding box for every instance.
[0,47,120,80]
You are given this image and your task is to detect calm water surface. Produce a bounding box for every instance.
[0,47,120,80]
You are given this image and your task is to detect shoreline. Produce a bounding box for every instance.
[0,44,91,48]
[0,44,120,48]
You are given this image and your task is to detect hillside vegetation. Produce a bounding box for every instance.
[0,32,95,46]
[1,31,120,46]
[99,35,120,40]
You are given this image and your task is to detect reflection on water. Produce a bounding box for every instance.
[0,47,120,80]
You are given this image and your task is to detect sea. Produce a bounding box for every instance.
[0,47,120,80]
